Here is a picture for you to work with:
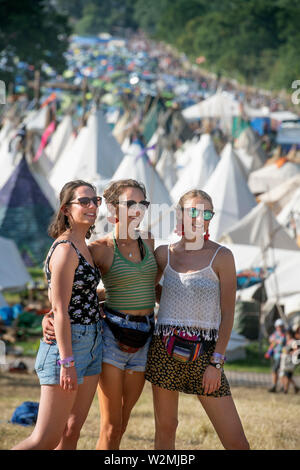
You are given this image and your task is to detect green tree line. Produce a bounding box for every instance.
[56,0,300,91]
[1,0,299,92]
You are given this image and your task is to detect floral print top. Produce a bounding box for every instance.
[45,240,101,324]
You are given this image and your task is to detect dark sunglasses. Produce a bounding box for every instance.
[69,196,102,207]
[184,207,215,221]
[117,200,150,209]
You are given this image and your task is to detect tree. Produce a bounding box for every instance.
[0,0,70,86]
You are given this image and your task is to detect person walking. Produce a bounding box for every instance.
[145,189,250,450]
[13,180,103,450]
[267,318,286,393]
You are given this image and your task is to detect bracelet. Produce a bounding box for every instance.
[212,352,226,363]
[60,361,75,369]
[57,356,74,366]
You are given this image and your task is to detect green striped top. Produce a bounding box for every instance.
[102,236,157,310]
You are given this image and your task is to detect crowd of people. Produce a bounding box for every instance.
[12,178,250,450]
[266,318,300,394]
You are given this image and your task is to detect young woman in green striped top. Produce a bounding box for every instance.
[89,179,157,450]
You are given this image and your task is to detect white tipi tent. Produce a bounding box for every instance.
[156,148,178,192]
[182,92,241,121]
[248,161,300,194]
[110,142,173,239]
[44,114,73,165]
[258,174,300,215]
[220,202,299,251]
[170,133,219,203]
[49,109,124,194]
[0,236,32,291]
[203,143,257,241]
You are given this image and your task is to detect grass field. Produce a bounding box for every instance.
[1,371,299,451]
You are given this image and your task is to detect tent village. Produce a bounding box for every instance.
[1,32,300,370]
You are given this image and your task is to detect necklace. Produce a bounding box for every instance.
[119,240,135,257]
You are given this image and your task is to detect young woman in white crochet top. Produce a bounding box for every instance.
[145,189,249,450]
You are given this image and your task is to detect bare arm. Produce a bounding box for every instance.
[202,248,236,395]
[49,244,79,390]
[214,248,236,356]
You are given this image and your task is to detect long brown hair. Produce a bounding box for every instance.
[48,180,97,239]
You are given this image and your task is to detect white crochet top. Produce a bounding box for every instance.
[155,245,223,341]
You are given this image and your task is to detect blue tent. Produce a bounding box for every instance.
[0,156,54,266]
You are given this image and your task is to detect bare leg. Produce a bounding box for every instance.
[55,374,100,449]
[120,369,146,438]
[198,395,250,450]
[96,364,124,450]
[12,385,77,450]
[96,363,145,450]
[152,384,179,450]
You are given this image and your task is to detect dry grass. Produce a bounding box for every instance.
[1,371,299,450]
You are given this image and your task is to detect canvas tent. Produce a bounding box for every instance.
[224,243,300,315]
[170,133,219,203]
[182,92,241,121]
[44,114,73,165]
[248,161,300,194]
[49,109,124,193]
[0,236,32,291]
[0,156,54,266]
[202,143,257,241]
[258,174,300,215]
[110,142,173,239]
[220,202,299,252]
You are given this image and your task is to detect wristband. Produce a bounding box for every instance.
[212,352,226,363]
[57,356,74,366]
[61,361,75,369]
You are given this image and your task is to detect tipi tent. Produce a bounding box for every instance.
[110,142,173,239]
[44,114,73,165]
[182,92,241,121]
[220,202,299,251]
[203,143,257,241]
[258,174,300,215]
[170,133,219,203]
[0,156,54,266]
[248,161,300,195]
[49,109,124,194]
[0,236,32,290]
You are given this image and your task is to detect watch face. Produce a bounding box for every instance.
[216,363,221,369]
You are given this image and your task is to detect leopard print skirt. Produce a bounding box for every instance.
[145,334,231,397]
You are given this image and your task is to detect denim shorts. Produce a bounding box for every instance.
[102,313,153,372]
[35,321,103,385]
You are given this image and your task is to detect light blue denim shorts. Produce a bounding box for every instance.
[102,313,153,372]
[35,321,103,385]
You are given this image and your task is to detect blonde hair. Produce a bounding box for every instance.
[178,189,213,209]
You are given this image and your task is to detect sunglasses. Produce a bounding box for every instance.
[117,200,150,209]
[69,196,102,207]
[184,207,215,221]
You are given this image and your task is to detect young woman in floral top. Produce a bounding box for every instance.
[13,180,103,450]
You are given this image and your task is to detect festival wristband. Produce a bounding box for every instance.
[57,356,74,366]
[212,352,226,363]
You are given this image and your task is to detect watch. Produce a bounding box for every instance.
[209,362,222,370]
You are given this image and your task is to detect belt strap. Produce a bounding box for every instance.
[104,305,154,323]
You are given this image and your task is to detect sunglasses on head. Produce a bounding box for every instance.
[117,200,150,209]
[184,207,215,221]
[69,196,102,207]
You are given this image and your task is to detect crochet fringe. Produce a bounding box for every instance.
[154,323,219,341]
